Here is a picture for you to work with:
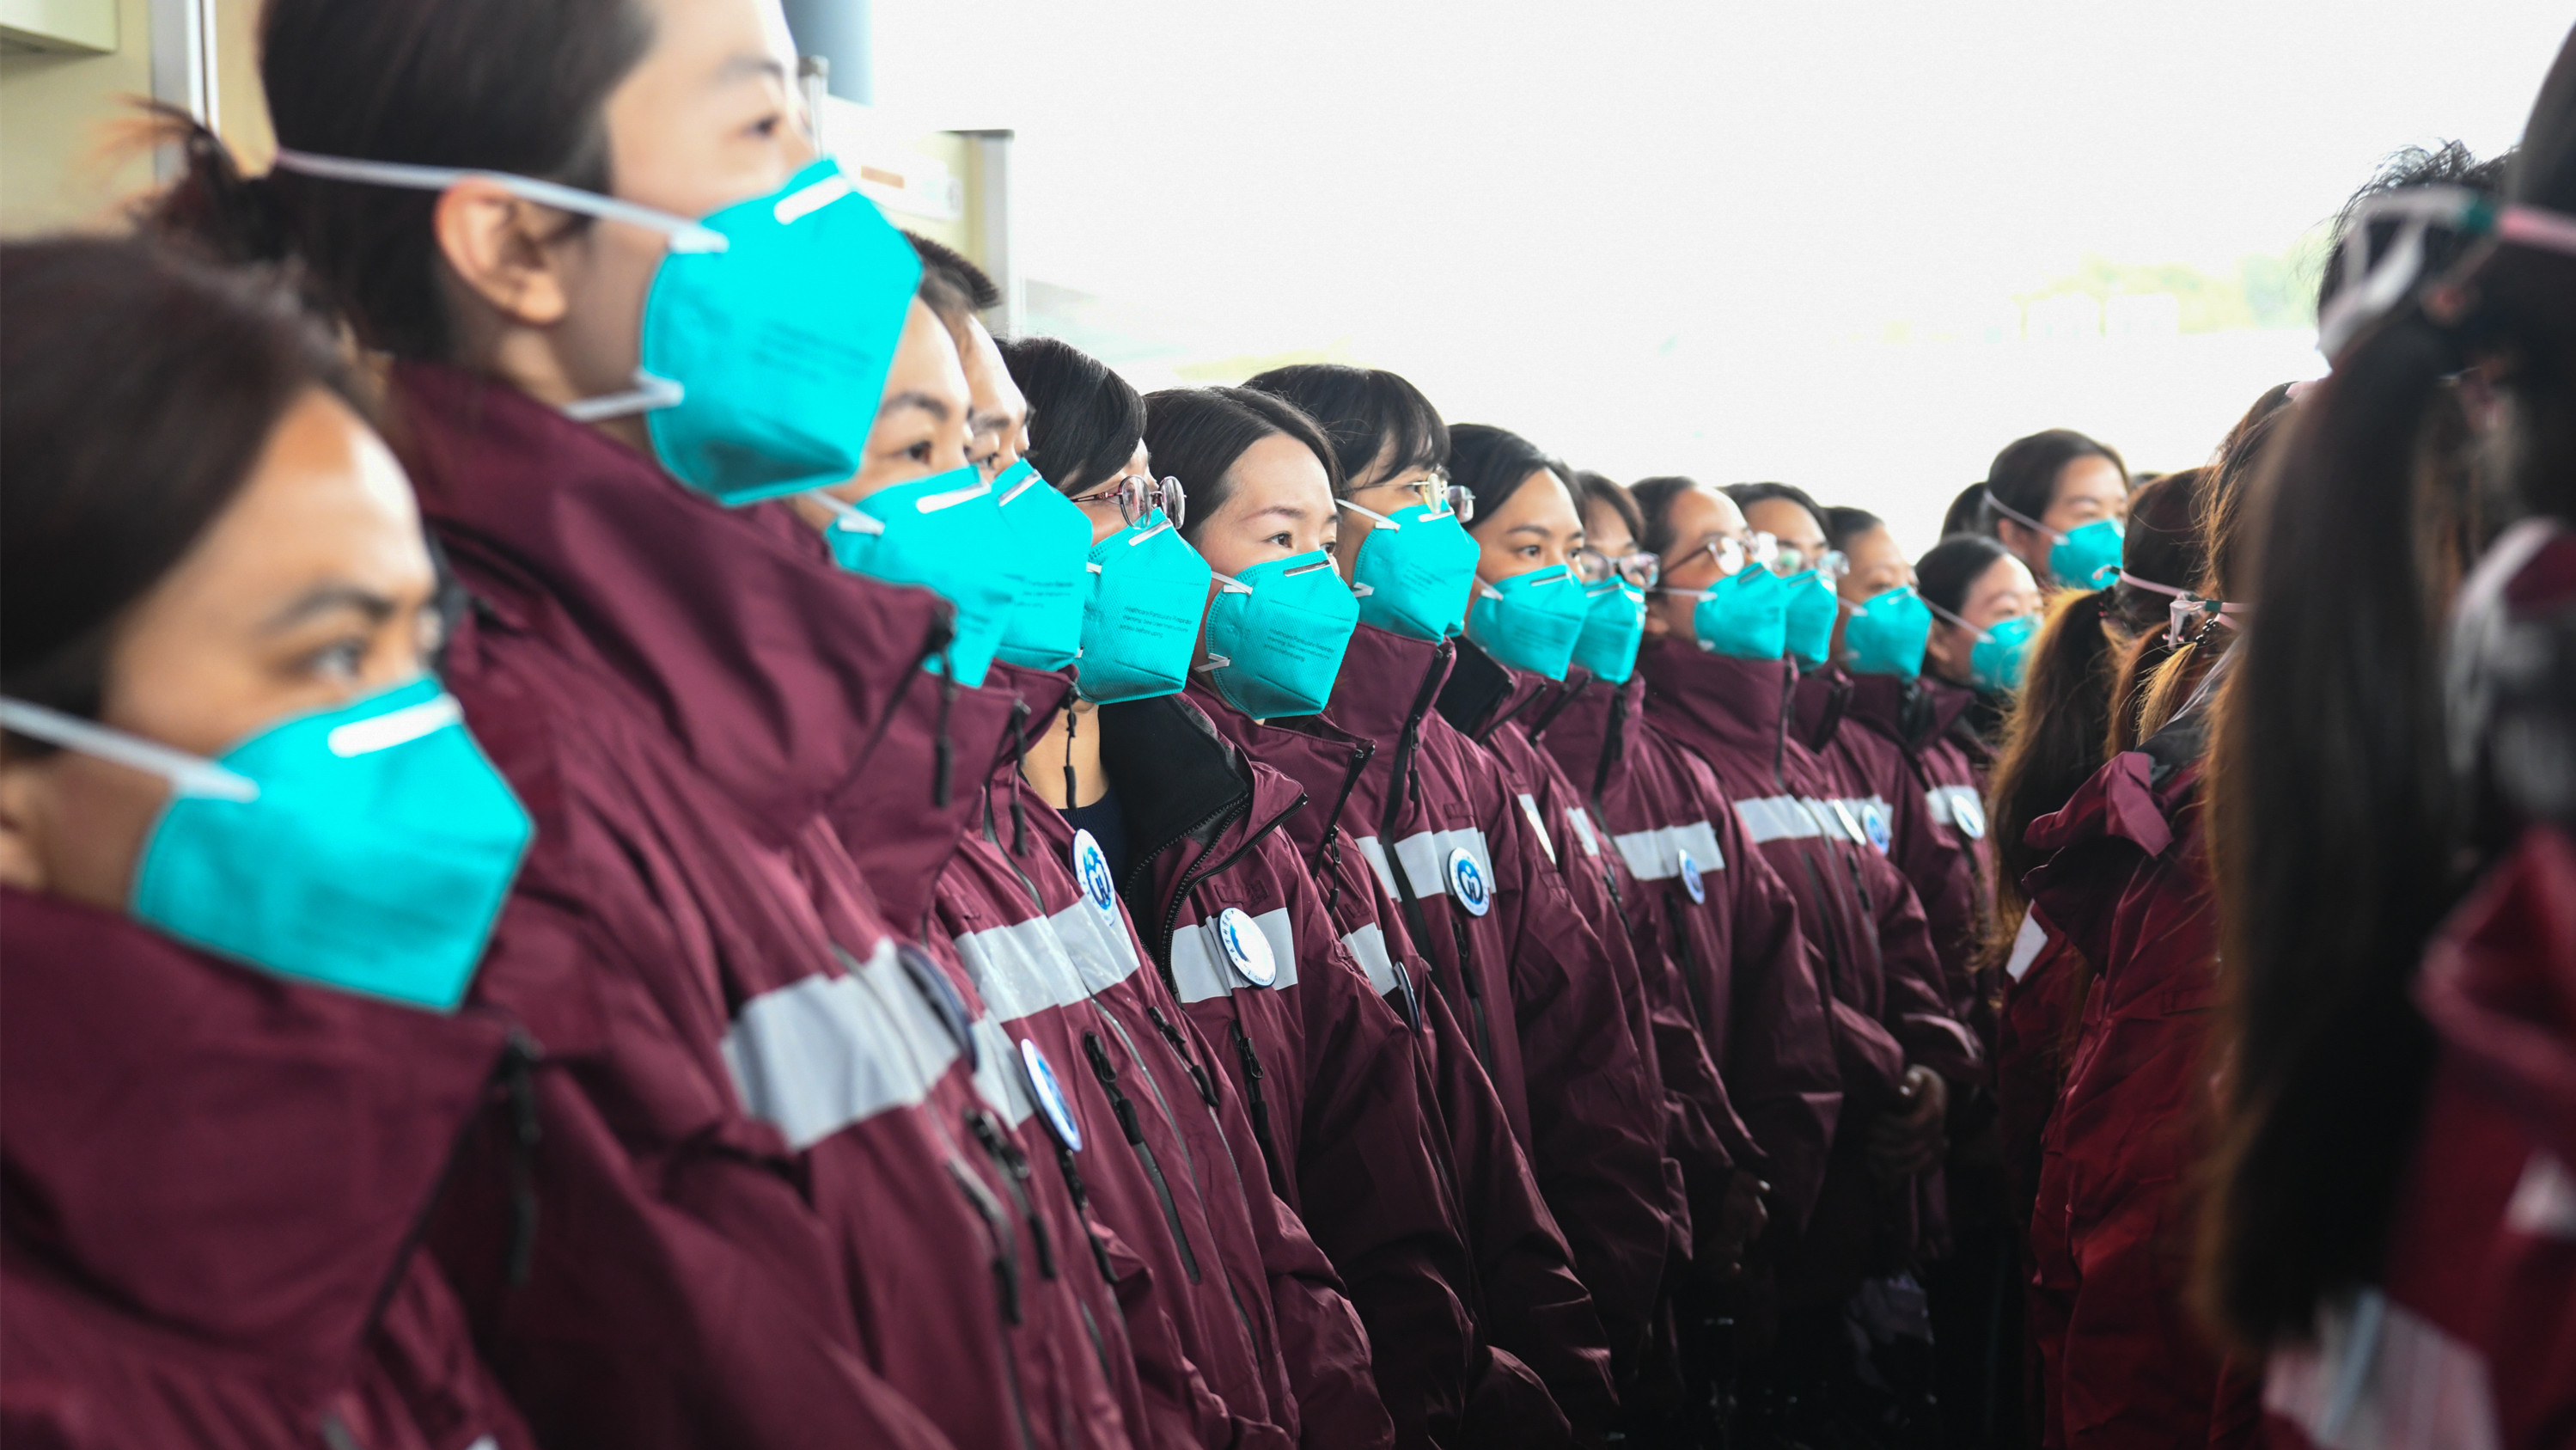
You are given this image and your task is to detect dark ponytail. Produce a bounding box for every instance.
[1980,584,2118,937]
[2201,28,2576,1351]
[143,0,651,360]
[2101,467,2213,752]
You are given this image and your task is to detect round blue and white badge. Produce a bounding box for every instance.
[1217,906,1277,988]
[1445,845,1492,918]
[1678,848,1707,905]
[1950,792,1987,841]
[1021,1037,1083,1153]
[1861,802,1892,854]
[1071,828,1117,916]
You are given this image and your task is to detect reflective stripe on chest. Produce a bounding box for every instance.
[1352,827,1499,905]
[1169,904,1300,1004]
[1611,821,1725,882]
[723,939,963,1150]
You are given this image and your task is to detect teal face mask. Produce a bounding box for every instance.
[1199,550,1359,719]
[269,150,919,506]
[818,464,1022,688]
[1780,569,1840,670]
[1572,578,1647,684]
[0,680,531,1011]
[1671,566,1790,661]
[1841,586,1932,679]
[992,462,1093,672]
[2049,519,2127,590]
[1467,566,1592,680]
[1338,499,1480,641]
[1078,510,1212,703]
[1927,597,2037,691]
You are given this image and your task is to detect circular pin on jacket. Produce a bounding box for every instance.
[1071,828,1117,915]
[1021,1037,1083,1153]
[1445,845,1492,917]
[1860,801,1892,854]
[1216,907,1277,987]
[1950,792,1987,841]
[1678,848,1707,904]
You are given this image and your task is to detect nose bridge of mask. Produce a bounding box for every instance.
[0,699,258,801]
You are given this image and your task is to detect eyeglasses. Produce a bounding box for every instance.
[1357,471,1475,524]
[1676,529,1776,580]
[1573,548,1659,589]
[1769,545,1849,581]
[1071,473,1187,530]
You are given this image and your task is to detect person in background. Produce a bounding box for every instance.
[1537,469,1847,1448]
[1975,431,2132,592]
[1824,505,1913,670]
[1632,475,1979,1446]
[2205,79,2576,1442]
[1001,333,1477,1450]
[1918,535,2045,749]
[0,236,540,1450]
[148,0,1130,1441]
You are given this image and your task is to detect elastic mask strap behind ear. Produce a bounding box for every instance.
[0,699,259,802]
[268,148,729,252]
[809,492,887,536]
[1981,488,2064,543]
[1336,498,1401,530]
[1922,597,1992,644]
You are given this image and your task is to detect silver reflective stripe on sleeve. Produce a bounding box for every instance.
[1564,805,1603,859]
[1352,827,1499,902]
[949,914,1093,1025]
[1734,794,1824,842]
[1168,905,1300,1004]
[2004,908,2047,982]
[1340,923,1401,996]
[723,939,960,1150]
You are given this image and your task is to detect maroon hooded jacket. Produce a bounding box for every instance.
[1534,671,1845,1244]
[1225,624,1675,1404]
[0,891,542,1450]
[1437,646,1717,1275]
[395,365,1128,1450]
[930,664,1377,1450]
[1190,681,1617,1443]
[1089,689,1474,1447]
[1639,641,1980,1306]
[2019,702,2256,1450]
[1799,669,1994,1031]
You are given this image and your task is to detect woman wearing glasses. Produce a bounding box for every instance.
[1628,475,1979,1445]
[1230,365,1674,1444]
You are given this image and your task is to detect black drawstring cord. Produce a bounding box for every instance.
[1590,684,1629,817]
[1526,678,1585,740]
[1063,701,1080,816]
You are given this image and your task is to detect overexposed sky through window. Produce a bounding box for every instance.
[878,2,2570,552]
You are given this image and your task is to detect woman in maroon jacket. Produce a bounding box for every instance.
[998,336,1492,1450]
[150,1,1132,1444]
[2207,36,2576,1447]
[0,239,543,1450]
[1630,476,1980,1444]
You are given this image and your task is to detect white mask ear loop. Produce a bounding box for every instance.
[807,491,886,536]
[1336,498,1402,531]
[1982,489,2066,544]
[1921,597,1994,645]
[0,699,259,802]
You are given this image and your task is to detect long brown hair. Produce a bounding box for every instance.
[2200,30,2576,1352]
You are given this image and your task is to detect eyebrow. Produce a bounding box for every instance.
[715,53,790,86]
[261,583,399,635]
[882,391,953,420]
[968,403,1019,435]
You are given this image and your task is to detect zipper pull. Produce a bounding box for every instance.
[1081,1032,1148,1144]
[968,1108,1057,1282]
[1145,1005,1220,1107]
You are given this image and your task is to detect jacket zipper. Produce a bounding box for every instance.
[1310,737,1378,913]
[1229,1019,1280,1180]
[1082,1031,1201,1282]
[968,1108,1059,1282]
[1146,1004,1220,1108]
[947,1154,1041,1450]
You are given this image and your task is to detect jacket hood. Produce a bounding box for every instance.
[1639,639,1809,791]
[1433,639,1551,747]
[1791,664,1853,754]
[1526,672,1646,814]
[393,363,949,840]
[836,663,1042,932]
[1,889,510,1366]
[1331,626,1456,743]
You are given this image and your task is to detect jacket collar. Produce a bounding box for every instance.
[1639,638,1794,765]
[1792,663,1853,753]
[1328,625,1456,743]
[393,363,949,835]
[1434,639,1552,745]
[0,889,509,1363]
[835,664,1039,933]
[1528,671,1645,811]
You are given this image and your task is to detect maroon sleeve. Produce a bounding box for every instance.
[1859,840,1983,1086]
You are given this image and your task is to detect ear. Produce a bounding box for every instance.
[0,754,57,893]
[431,179,577,330]
[1643,594,1676,640]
